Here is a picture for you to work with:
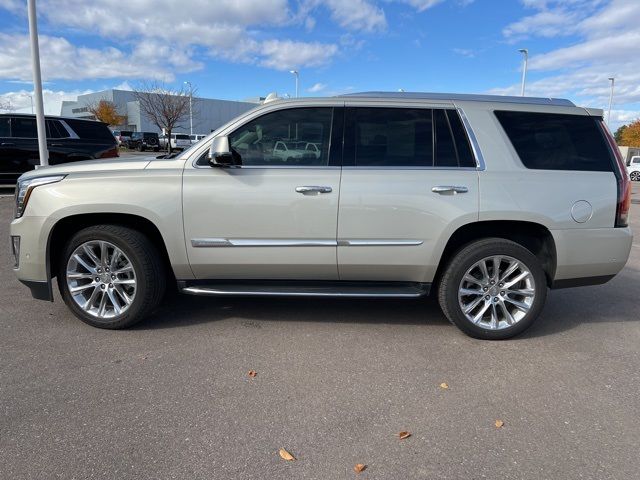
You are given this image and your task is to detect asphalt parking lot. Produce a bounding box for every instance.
[1,183,639,480]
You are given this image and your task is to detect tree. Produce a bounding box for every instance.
[614,125,627,145]
[87,99,125,126]
[0,99,16,112]
[620,119,640,147]
[133,82,193,153]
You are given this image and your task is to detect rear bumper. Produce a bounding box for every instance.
[551,226,633,287]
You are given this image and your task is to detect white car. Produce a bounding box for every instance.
[159,133,192,150]
[190,134,207,144]
[628,156,640,181]
[10,92,633,339]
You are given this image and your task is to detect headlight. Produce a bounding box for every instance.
[14,175,66,218]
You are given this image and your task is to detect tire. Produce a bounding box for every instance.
[630,171,640,182]
[438,238,547,340]
[58,225,166,329]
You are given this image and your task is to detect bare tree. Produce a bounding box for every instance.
[133,82,194,153]
[0,99,16,112]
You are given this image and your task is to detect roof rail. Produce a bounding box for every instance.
[339,91,575,107]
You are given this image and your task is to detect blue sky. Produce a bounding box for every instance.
[0,0,638,129]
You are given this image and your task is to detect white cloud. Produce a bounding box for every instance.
[307,82,327,93]
[314,0,387,32]
[495,0,640,129]
[400,0,444,12]
[0,88,93,115]
[260,40,338,70]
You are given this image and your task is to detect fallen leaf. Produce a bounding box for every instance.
[495,420,504,428]
[398,431,412,439]
[354,464,366,473]
[279,448,295,461]
[440,382,449,389]
[248,370,257,377]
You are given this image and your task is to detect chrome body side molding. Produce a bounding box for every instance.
[191,238,424,248]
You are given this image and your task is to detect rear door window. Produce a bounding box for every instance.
[495,111,613,172]
[11,117,37,138]
[0,117,9,137]
[344,107,477,168]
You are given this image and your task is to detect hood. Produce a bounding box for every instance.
[19,156,156,181]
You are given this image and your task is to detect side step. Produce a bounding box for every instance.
[179,281,430,298]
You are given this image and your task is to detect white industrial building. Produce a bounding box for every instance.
[60,89,257,134]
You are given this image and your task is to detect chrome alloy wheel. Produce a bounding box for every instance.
[66,240,137,319]
[630,171,640,181]
[458,255,536,330]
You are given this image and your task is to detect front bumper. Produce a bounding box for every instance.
[10,214,53,301]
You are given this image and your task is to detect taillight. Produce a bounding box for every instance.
[600,120,631,227]
[100,147,119,159]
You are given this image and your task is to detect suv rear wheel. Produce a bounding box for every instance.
[438,238,547,340]
[58,225,166,329]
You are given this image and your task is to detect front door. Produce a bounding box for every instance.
[183,106,343,280]
[337,106,480,284]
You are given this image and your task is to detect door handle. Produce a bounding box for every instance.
[432,185,469,194]
[295,186,332,195]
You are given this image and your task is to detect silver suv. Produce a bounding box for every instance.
[9,92,633,339]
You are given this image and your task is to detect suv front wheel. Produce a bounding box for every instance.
[58,225,166,329]
[438,238,547,340]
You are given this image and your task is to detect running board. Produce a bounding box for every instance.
[179,281,430,298]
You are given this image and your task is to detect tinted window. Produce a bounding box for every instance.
[495,111,613,172]
[65,119,115,141]
[0,117,9,137]
[434,109,457,167]
[12,117,37,137]
[229,107,332,166]
[352,108,433,167]
[46,120,69,139]
[446,110,476,168]
[176,134,190,140]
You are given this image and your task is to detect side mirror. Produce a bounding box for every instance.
[208,136,235,167]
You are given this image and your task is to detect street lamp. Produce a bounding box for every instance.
[184,81,193,135]
[607,77,615,125]
[21,93,34,113]
[289,70,299,98]
[519,48,528,97]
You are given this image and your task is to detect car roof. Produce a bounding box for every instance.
[0,112,109,125]
[339,91,575,107]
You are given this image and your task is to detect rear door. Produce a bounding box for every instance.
[337,105,480,283]
[6,116,40,175]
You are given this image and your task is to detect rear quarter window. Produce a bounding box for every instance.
[65,119,115,141]
[495,111,613,172]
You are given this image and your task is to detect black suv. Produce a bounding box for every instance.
[126,132,159,152]
[0,114,118,185]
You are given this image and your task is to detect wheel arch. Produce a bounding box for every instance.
[433,220,557,288]
[48,212,175,285]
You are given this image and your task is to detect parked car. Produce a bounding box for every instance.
[10,93,633,339]
[272,140,317,162]
[189,134,207,144]
[112,130,133,146]
[628,156,640,181]
[126,132,159,152]
[1,114,118,185]
[159,133,191,150]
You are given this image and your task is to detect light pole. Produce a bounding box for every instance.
[519,48,528,97]
[607,77,615,125]
[22,93,34,113]
[289,70,299,98]
[27,0,48,166]
[183,81,193,135]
